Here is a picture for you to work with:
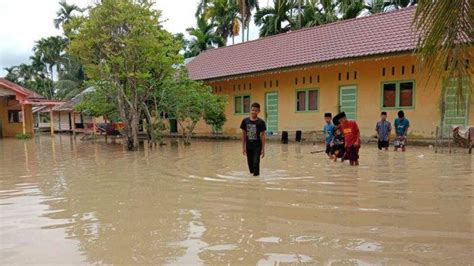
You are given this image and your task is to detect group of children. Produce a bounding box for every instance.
[323,110,411,166]
[240,102,411,175]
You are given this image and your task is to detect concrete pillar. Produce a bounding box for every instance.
[49,107,54,136]
[21,103,26,135]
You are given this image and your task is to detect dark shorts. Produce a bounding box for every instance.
[325,144,331,154]
[331,144,345,158]
[344,145,360,162]
[378,140,389,150]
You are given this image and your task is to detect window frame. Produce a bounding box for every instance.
[8,110,22,123]
[295,88,320,113]
[234,94,251,115]
[380,80,416,110]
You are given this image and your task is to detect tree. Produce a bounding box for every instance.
[196,0,211,17]
[68,0,181,151]
[55,55,86,100]
[33,36,68,99]
[254,0,293,37]
[414,0,472,106]
[339,0,366,20]
[239,0,259,42]
[186,15,225,57]
[54,0,83,33]
[74,84,118,121]
[206,0,241,45]
[160,69,226,145]
[204,95,227,134]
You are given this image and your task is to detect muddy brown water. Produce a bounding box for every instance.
[0,136,472,265]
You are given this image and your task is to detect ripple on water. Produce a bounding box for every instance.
[257,253,314,265]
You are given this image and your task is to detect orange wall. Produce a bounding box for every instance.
[193,54,472,138]
[0,97,34,137]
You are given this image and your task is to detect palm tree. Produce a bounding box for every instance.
[55,55,86,99]
[33,36,68,98]
[196,0,211,17]
[338,0,366,19]
[207,0,241,45]
[242,0,260,41]
[54,0,83,32]
[414,0,472,104]
[254,0,293,37]
[186,15,225,57]
[293,0,338,29]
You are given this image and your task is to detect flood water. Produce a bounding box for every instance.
[0,135,472,265]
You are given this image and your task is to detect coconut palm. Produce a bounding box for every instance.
[207,0,241,45]
[414,0,472,104]
[54,0,83,32]
[254,0,293,37]
[186,15,225,57]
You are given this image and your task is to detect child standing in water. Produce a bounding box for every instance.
[394,110,410,152]
[331,126,345,162]
[376,111,392,151]
[334,112,361,166]
[240,102,267,176]
[323,113,335,158]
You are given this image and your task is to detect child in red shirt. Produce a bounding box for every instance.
[334,112,361,166]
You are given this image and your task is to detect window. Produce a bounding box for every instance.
[8,110,23,123]
[382,81,415,109]
[235,95,250,114]
[399,82,413,107]
[383,83,396,107]
[296,89,319,112]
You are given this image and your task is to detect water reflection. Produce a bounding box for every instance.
[0,135,472,264]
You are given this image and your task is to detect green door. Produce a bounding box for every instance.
[441,79,470,137]
[339,86,357,120]
[265,92,278,133]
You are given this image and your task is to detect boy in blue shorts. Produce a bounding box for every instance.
[394,110,410,152]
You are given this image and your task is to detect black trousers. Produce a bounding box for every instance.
[246,141,262,176]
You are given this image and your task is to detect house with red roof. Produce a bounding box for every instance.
[187,7,473,138]
[0,78,64,137]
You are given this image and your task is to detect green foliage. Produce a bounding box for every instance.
[68,0,181,150]
[254,0,293,37]
[204,95,227,133]
[159,68,226,144]
[185,15,225,58]
[74,83,119,120]
[414,0,472,107]
[15,133,32,140]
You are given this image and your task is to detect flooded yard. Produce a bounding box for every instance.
[0,136,472,265]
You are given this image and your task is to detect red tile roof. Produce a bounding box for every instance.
[0,78,45,99]
[187,6,417,81]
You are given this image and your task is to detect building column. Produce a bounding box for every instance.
[50,107,54,136]
[72,112,76,137]
[21,103,26,135]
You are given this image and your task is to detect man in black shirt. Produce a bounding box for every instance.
[240,102,266,176]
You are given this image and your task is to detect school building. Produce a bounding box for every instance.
[187,6,473,138]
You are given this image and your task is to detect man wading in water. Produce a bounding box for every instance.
[240,102,266,176]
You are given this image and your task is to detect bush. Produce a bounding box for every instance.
[15,133,32,140]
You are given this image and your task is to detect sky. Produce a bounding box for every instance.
[0,0,262,77]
